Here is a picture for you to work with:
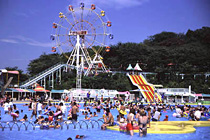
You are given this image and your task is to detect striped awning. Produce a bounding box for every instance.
[34,86,50,92]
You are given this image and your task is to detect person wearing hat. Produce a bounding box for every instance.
[163,115,168,121]
[75,135,85,139]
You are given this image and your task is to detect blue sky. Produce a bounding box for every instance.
[0,0,210,73]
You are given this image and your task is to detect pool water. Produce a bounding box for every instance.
[1,125,210,140]
[0,104,210,140]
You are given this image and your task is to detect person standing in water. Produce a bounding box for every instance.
[72,102,79,122]
[139,112,148,137]
[126,109,135,136]
[30,99,37,120]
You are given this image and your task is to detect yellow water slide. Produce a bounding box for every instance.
[128,74,162,102]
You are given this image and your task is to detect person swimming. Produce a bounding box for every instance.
[20,114,28,121]
[75,135,85,139]
[93,112,98,117]
[11,110,19,121]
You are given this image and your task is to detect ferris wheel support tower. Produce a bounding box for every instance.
[67,34,90,89]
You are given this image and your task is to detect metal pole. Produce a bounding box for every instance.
[18,74,20,87]
[52,72,54,89]
[41,79,43,87]
[76,35,82,92]
[59,68,61,84]
[49,75,51,89]
[44,77,46,89]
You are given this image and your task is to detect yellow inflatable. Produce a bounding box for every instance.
[119,110,127,115]
[107,121,210,134]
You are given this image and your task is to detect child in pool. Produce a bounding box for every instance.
[93,112,98,117]
[11,111,19,121]
[163,115,168,121]
[85,115,91,120]
[20,114,28,121]
[89,112,93,117]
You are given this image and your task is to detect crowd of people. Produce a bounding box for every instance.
[0,94,210,137]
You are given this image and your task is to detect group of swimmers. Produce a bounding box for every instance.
[81,108,98,120]
[94,100,210,137]
[173,104,210,121]
[0,96,81,129]
[1,95,210,137]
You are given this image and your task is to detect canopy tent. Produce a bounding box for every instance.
[27,89,36,93]
[0,69,20,86]
[201,94,210,97]
[1,88,35,93]
[126,64,133,71]
[2,88,35,100]
[134,63,142,71]
[7,71,19,74]
[51,89,66,93]
[33,86,50,92]
[14,88,29,92]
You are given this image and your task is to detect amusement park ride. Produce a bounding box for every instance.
[51,3,113,90]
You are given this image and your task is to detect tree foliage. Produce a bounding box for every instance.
[18,27,210,93]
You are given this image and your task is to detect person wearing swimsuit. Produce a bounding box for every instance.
[139,112,148,137]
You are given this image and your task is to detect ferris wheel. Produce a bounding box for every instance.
[51,3,113,77]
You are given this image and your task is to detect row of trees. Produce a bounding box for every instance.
[4,27,210,93]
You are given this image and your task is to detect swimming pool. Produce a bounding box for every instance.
[0,103,210,140]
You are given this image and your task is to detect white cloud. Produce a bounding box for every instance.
[15,12,29,18]
[1,35,52,48]
[13,35,52,47]
[29,9,38,15]
[70,0,149,9]
[14,9,38,18]
[0,39,18,44]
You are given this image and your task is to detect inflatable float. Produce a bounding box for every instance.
[54,111,62,117]
[107,121,210,134]
[11,112,19,117]
[117,108,127,115]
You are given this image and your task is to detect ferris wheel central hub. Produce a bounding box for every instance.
[69,30,88,36]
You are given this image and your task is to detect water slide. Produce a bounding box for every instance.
[20,63,68,88]
[127,73,162,102]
